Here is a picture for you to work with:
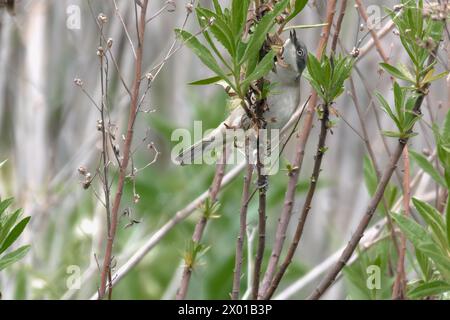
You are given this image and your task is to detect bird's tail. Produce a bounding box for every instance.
[175,128,227,165]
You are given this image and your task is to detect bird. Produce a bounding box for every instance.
[175,30,307,166]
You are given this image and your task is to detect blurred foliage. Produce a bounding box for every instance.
[0,197,30,273]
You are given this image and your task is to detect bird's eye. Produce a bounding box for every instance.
[297,49,304,57]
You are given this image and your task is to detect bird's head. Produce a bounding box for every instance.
[278,30,307,78]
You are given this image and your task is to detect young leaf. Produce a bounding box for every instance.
[0,198,14,218]
[231,0,250,40]
[0,245,30,271]
[410,150,447,187]
[443,109,450,141]
[0,209,21,245]
[212,0,223,16]
[391,213,432,248]
[241,50,275,92]
[418,242,450,277]
[175,29,235,91]
[446,194,450,247]
[375,92,401,130]
[363,156,377,196]
[196,8,235,55]
[240,0,289,64]
[380,63,414,83]
[415,246,432,281]
[188,75,223,86]
[412,198,447,249]
[0,216,31,255]
[408,280,450,299]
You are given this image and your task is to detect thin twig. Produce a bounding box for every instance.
[308,74,432,299]
[98,0,150,299]
[392,146,410,299]
[112,0,137,59]
[232,160,253,300]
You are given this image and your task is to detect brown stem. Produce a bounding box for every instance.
[263,102,331,300]
[252,130,267,300]
[232,162,253,300]
[176,147,227,300]
[331,0,347,54]
[392,146,410,299]
[308,92,427,300]
[259,0,337,299]
[348,76,401,257]
[98,0,149,300]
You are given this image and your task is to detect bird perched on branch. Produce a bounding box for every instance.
[175,30,307,166]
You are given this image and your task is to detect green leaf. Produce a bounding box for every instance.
[175,29,235,91]
[422,69,448,84]
[408,280,450,299]
[0,197,14,218]
[447,194,450,247]
[363,156,377,196]
[393,82,404,125]
[240,0,289,65]
[382,130,404,138]
[418,242,450,278]
[375,92,401,130]
[0,245,30,271]
[380,63,414,82]
[306,53,325,88]
[285,0,308,24]
[241,50,275,92]
[231,0,250,40]
[443,109,450,141]
[0,159,6,169]
[0,216,30,255]
[410,150,447,187]
[212,0,223,16]
[188,75,223,86]
[412,198,447,249]
[415,246,432,281]
[0,209,21,246]
[196,7,235,55]
[391,213,431,248]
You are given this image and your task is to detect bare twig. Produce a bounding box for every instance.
[232,161,253,300]
[392,146,410,299]
[112,0,137,59]
[98,0,150,299]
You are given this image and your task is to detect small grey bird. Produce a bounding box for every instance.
[175,30,307,165]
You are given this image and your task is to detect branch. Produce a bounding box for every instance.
[259,0,337,299]
[88,99,309,299]
[392,146,410,299]
[274,158,434,299]
[176,147,227,300]
[232,162,253,300]
[98,0,150,300]
[308,92,429,300]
